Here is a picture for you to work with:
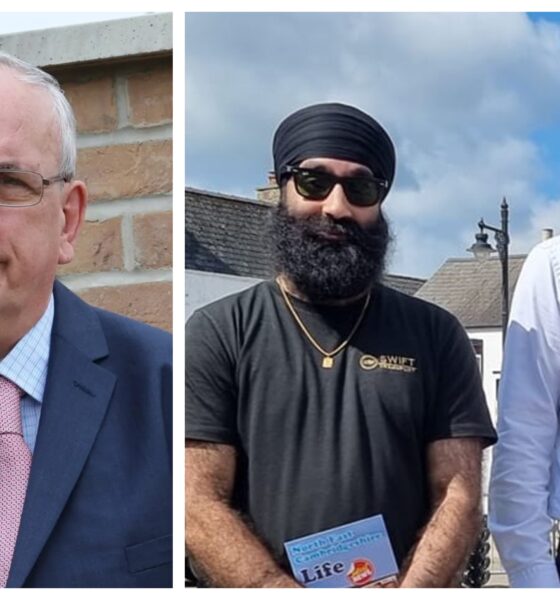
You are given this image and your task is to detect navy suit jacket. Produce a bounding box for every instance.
[7,282,172,588]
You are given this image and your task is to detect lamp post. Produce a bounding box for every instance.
[467,197,510,347]
[461,198,510,589]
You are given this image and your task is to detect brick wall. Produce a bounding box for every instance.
[52,56,173,332]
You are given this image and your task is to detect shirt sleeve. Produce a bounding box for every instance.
[427,312,497,446]
[185,309,239,445]
[488,242,560,588]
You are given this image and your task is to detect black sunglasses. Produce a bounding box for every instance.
[283,165,389,207]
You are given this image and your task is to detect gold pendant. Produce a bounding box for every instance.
[322,356,334,369]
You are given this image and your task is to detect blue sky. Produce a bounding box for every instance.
[529,12,560,24]
[185,12,560,278]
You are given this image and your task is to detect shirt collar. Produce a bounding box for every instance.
[0,294,54,403]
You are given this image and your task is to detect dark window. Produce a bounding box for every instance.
[471,338,483,376]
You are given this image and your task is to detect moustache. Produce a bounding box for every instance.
[294,214,381,249]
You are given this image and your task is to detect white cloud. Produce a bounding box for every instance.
[510,198,560,252]
[186,12,560,277]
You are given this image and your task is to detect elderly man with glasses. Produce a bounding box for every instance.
[185,103,497,588]
[0,52,172,588]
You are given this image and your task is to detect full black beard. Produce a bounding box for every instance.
[270,201,392,301]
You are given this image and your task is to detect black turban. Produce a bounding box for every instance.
[273,102,396,196]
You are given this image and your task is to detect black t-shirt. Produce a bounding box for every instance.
[186,281,497,568]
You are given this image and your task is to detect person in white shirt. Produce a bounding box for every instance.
[489,235,560,588]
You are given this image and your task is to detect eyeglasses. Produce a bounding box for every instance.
[0,168,69,207]
[283,165,389,207]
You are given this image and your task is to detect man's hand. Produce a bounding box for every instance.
[399,437,483,588]
[185,440,301,588]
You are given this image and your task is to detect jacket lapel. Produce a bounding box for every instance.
[7,282,117,588]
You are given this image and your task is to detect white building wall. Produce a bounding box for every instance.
[466,327,502,513]
[186,269,262,321]
[467,327,502,425]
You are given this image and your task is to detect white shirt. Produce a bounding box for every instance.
[489,236,560,587]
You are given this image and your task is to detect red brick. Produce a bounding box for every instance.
[63,77,117,133]
[58,217,123,275]
[79,282,172,332]
[134,211,172,269]
[127,66,172,127]
[77,140,172,201]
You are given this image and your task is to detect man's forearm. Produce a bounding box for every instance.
[186,500,300,588]
[399,492,481,587]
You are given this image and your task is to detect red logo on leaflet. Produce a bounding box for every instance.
[347,558,375,586]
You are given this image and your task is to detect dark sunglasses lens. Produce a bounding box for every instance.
[344,178,382,206]
[294,171,333,200]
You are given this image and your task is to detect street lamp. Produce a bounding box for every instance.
[467,197,510,347]
[463,199,510,589]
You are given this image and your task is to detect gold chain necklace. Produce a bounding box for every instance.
[277,279,371,369]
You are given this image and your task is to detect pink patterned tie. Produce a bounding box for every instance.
[0,376,31,587]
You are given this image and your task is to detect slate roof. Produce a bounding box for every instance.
[384,274,426,296]
[185,187,425,296]
[186,187,274,279]
[415,255,526,328]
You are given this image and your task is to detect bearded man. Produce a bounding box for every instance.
[185,103,496,588]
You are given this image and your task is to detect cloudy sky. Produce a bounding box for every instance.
[185,12,560,278]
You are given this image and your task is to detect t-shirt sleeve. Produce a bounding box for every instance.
[427,314,497,447]
[185,309,239,445]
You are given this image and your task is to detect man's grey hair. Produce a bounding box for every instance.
[0,51,76,179]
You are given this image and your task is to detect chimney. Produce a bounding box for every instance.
[542,228,554,242]
[256,171,280,204]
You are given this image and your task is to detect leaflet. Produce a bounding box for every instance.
[284,514,398,588]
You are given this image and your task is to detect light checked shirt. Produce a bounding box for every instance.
[489,236,560,588]
[0,294,54,453]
